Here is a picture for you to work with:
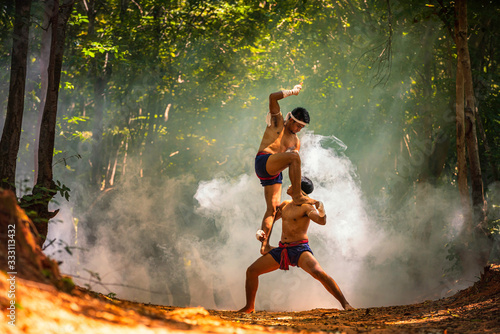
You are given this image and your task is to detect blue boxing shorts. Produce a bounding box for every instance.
[255,152,283,186]
[269,240,313,270]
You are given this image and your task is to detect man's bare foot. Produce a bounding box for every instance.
[292,194,316,205]
[237,306,254,313]
[343,304,355,310]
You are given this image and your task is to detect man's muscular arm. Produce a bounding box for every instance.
[274,201,288,221]
[269,91,284,115]
[306,201,326,225]
[267,84,302,126]
[256,202,286,242]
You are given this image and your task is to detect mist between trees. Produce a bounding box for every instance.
[0,0,499,310]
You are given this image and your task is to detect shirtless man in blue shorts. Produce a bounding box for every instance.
[238,177,354,313]
[255,83,315,255]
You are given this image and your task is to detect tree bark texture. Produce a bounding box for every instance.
[454,0,472,227]
[37,0,75,189]
[456,0,487,227]
[0,0,32,192]
[34,0,56,184]
[32,0,75,242]
[458,3,487,226]
[86,0,109,189]
[455,0,490,267]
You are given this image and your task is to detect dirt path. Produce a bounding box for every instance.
[1,264,499,333]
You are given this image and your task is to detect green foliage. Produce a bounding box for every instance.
[83,269,102,291]
[21,181,71,205]
[444,242,463,278]
[106,292,117,299]
[18,181,71,228]
[44,238,84,257]
[55,180,71,201]
[30,0,494,209]
[42,268,54,279]
[60,276,76,293]
[85,269,101,282]
[21,188,54,206]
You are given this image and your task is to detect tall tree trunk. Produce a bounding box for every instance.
[0,0,32,192]
[85,0,110,190]
[90,76,105,189]
[31,0,75,244]
[458,2,487,227]
[455,0,490,267]
[454,0,473,227]
[34,0,56,184]
[36,0,59,190]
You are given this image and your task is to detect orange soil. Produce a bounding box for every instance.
[1,264,499,334]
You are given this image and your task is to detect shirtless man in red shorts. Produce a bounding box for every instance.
[255,83,315,255]
[239,177,354,313]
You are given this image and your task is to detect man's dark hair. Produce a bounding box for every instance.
[301,176,314,194]
[291,107,310,124]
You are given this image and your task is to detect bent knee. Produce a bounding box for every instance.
[287,150,301,162]
[246,266,261,278]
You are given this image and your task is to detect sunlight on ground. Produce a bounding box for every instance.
[0,274,280,334]
[1,266,499,334]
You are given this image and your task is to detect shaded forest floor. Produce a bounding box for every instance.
[1,264,499,334]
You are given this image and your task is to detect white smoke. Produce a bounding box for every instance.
[45,131,482,311]
[189,131,379,311]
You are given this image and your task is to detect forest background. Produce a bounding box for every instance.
[0,0,499,312]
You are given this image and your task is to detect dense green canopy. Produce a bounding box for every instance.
[0,1,498,190]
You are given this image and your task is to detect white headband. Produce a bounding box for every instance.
[285,112,308,126]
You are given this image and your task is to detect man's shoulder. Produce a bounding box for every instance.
[302,202,316,211]
[287,202,314,214]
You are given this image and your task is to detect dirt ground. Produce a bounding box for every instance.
[1,264,499,334]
